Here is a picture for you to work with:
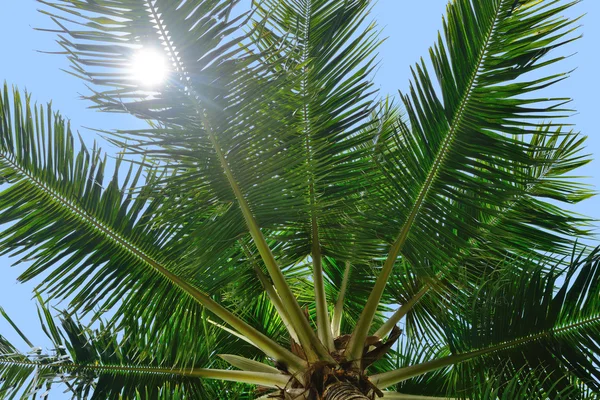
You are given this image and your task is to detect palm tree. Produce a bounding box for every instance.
[1,0,598,398]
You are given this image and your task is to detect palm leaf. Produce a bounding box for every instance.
[347,0,589,363]
[370,247,600,397]
[39,0,339,361]
[0,298,281,399]
[250,0,382,347]
[378,126,592,342]
[0,84,304,371]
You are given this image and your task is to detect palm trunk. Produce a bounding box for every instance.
[323,382,369,400]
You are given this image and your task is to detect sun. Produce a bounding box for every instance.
[130,48,168,87]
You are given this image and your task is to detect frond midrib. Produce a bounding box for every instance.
[474,314,600,356]
[145,0,187,80]
[0,150,165,279]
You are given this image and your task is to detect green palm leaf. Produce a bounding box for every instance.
[371,247,600,397]
[0,298,277,399]
[0,84,303,371]
[347,0,589,363]
[380,126,592,342]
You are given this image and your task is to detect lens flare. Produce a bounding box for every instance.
[130,49,168,86]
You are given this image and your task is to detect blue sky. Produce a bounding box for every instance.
[0,0,598,395]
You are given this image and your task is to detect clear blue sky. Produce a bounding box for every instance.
[0,0,598,395]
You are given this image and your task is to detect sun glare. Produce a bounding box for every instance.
[130,49,168,87]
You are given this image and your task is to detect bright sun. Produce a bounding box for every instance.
[130,48,168,87]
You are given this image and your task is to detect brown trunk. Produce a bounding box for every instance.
[322,382,370,400]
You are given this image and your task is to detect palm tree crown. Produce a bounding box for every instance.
[1,0,598,399]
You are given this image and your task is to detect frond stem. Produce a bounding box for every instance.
[245,244,300,343]
[331,262,351,338]
[299,0,335,352]
[374,285,429,339]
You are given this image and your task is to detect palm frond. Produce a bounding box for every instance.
[1,0,597,398]
[43,0,344,361]
[371,247,600,397]
[347,0,589,363]
[378,126,592,342]
[250,0,382,348]
[0,298,278,399]
[0,84,304,371]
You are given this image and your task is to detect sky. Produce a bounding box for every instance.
[0,0,599,396]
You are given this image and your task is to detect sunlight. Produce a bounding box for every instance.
[130,48,168,86]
